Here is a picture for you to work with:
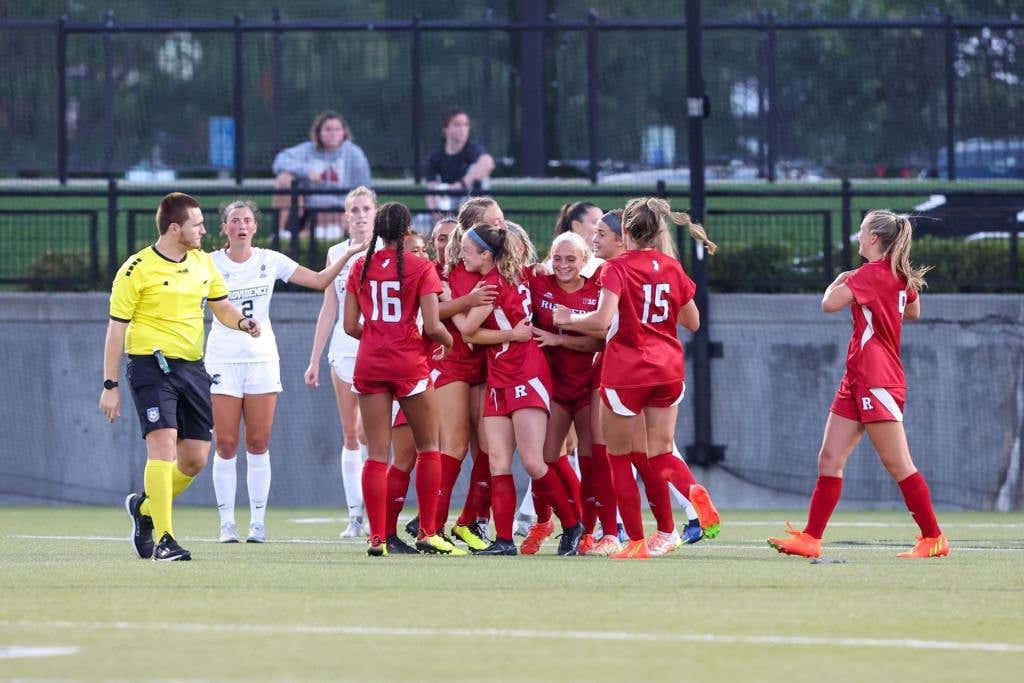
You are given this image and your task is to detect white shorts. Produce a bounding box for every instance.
[329,355,357,385]
[207,360,282,397]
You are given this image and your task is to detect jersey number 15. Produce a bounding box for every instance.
[641,283,671,324]
[370,281,402,322]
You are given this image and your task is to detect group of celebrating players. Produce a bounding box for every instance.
[104,187,949,562]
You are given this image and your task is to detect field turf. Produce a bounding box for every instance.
[1,506,1022,682]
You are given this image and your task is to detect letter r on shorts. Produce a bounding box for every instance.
[861,397,873,411]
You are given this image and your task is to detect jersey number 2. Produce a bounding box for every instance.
[370,281,402,322]
[641,283,670,323]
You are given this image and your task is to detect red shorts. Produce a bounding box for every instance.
[352,376,430,398]
[600,381,685,417]
[830,377,905,423]
[553,391,592,416]
[430,365,486,391]
[484,377,551,417]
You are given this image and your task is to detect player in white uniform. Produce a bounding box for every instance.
[207,200,363,543]
[304,186,377,538]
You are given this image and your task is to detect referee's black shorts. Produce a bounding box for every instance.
[126,354,213,441]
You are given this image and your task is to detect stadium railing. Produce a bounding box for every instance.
[0,180,1020,293]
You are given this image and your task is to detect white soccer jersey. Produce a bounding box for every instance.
[327,238,377,360]
[206,248,299,363]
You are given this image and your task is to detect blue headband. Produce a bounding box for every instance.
[601,212,622,236]
[466,228,495,254]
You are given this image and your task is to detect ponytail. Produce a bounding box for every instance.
[555,201,597,234]
[623,197,717,256]
[863,210,932,293]
[360,201,412,285]
[470,223,525,285]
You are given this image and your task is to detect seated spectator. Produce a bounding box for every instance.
[272,110,372,240]
[426,108,495,212]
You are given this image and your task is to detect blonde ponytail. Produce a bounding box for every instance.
[624,196,718,256]
[863,210,932,293]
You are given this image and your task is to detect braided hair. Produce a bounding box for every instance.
[360,202,413,286]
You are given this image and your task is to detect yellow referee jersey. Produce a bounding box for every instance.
[109,246,229,361]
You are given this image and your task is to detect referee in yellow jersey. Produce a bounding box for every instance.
[100,192,260,561]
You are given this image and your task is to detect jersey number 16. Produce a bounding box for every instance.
[370,280,402,322]
[641,283,671,323]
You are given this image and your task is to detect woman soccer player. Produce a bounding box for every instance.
[206,200,358,543]
[552,202,604,276]
[343,202,461,557]
[423,199,507,550]
[455,222,583,556]
[768,211,947,559]
[555,197,721,559]
[519,231,603,555]
[305,186,377,538]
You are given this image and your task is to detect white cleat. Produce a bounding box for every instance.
[646,529,682,557]
[246,523,266,543]
[219,521,240,543]
[339,516,365,538]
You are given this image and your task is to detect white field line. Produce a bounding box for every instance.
[284,520,1024,532]
[0,645,79,660]
[6,534,1024,552]
[1,621,1022,654]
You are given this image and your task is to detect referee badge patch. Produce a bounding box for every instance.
[146,407,161,423]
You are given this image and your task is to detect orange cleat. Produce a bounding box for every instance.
[578,533,596,556]
[519,520,555,555]
[610,539,651,560]
[588,535,622,556]
[767,522,822,558]
[897,534,949,559]
[688,484,721,539]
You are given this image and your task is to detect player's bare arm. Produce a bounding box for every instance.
[554,287,618,337]
[208,298,260,337]
[342,288,363,339]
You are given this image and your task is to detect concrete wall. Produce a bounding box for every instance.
[2,292,1022,510]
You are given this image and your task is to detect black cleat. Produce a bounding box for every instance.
[152,532,191,562]
[404,515,420,540]
[125,492,155,559]
[472,538,518,556]
[386,534,419,554]
[557,522,584,556]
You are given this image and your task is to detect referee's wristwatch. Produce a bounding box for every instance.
[103,379,119,390]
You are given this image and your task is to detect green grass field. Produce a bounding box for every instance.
[1,506,1022,682]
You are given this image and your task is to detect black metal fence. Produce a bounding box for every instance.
[1,10,1023,182]
[1,181,1020,293]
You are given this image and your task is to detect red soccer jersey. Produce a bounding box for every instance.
[479,267,549,388]
[346,248,443,381]
[528,272,601,401]
[842,258,917,388]
[599,249,696,388]
[434,261,486,378]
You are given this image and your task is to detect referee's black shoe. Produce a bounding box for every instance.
[557,523,584,556]
[404,515,420,540]
[152,533,192,562]
[386,534,419,554]
[125,492,155,559]
[472,538,518,556]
